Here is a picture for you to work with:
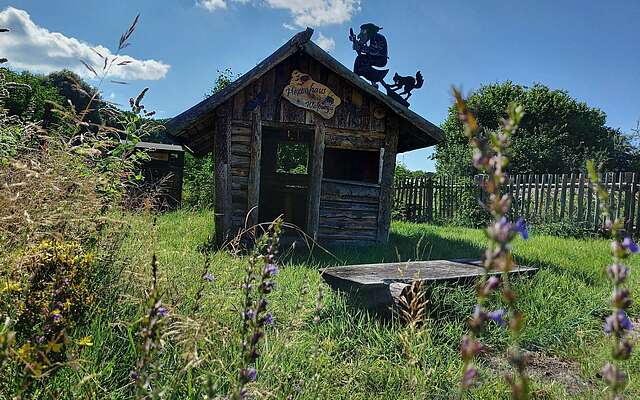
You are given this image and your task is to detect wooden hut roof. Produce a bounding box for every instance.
[166,28,443,153]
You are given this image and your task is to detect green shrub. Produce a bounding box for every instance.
[182,152,215,209]
[0,240,96,390]
[528,220,599,239]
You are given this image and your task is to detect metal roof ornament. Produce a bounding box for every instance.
[349,23,389,87]
[349,23,425,107]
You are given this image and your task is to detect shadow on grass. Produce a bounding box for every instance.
[284,229,487,268]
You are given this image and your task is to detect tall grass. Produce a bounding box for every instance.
[13,210,630,399]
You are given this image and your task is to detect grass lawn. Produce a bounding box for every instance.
[55,210,639,399]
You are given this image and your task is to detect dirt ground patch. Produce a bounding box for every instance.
[485,351,592,395]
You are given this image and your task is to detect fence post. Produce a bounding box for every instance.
[425,177,433,222]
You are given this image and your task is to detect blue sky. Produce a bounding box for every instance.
[1,1,639,171]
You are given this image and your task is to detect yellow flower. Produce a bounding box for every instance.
[47,340,63,353]
[17,343,34,360]
[1,281,21,293]
[75,336,93,347]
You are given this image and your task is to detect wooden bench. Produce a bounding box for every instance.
[321,259,537,312]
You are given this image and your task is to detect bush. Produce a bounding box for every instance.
[528,220,599,239]
[0,240,96,391]
[449,177,489,228]
[182,152,215,209]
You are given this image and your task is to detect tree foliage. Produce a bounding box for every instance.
[0,68,106,127]
[435,81,639,176]
[182,69,239,209]
[394,162,432,181]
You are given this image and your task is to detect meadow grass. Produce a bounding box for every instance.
[44,210,639,399]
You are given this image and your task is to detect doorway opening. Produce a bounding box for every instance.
[259,126,313,232]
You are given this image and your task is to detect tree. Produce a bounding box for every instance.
[1,69,65,123]
[434,81,639,176]
[46,70,104,126]
[183,69,239,209]
[394,162,432,181]
[205,68,239,98]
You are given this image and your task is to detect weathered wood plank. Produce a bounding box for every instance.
[576,173,585,221]
[377,116,399,243]
[544,173,552,222]
[568,173,576,220]
[321,180,380,204]
[214,102,233,245]
[559,174,568,219]
[322,259,537,312]
[324,127,385,150]
[247,109,262,226]
[307,118,325,240]
[320,200,378,212]
[629,173,637,233]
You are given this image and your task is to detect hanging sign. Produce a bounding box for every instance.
[282,70,341,119]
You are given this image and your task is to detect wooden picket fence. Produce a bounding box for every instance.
[393,172,640,234]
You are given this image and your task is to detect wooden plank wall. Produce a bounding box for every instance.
[216,51,393,241]
[319,179,380,243]
[394,172,640,235]
[229,120,252,229]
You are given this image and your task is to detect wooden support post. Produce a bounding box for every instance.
[306,117,325,240]
[247,108,262,226]
[377,117,399,243]
[214,104,232,246]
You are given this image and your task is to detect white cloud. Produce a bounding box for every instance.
[0,7,170,81]
[197,0,227,11]
[266,0,361,27]
[198,0,361,28]
[314,32,335,52]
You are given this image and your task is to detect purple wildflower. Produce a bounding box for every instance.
[51,310,62,321]
[622,237,639,254]
[263,263,278,277]
[486,309,507,327]
[486,276,501,291]
[461,366,478,388]
[607,263,629,284]
[513,218,528,240]
[157,306,168,318]
[604,310,633,335]
[602,363,627,388]
[488,217,512,242]
[203,271,214,282]
[257,298,268,312]
[460,335,482,359]
[613,339,633,360]
[240,367,257,382]
[480,276,501,296]
[262,313,273,325]
[261,280,275,293]
[243,309,255,321]
[611,289,632,309]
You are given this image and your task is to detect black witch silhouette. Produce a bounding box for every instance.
[349,23,388,88]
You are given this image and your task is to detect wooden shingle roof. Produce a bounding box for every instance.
[166,28,443,152]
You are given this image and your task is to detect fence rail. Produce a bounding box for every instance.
[393,172,640,234]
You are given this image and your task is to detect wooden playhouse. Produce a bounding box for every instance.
[167,28,443,246]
